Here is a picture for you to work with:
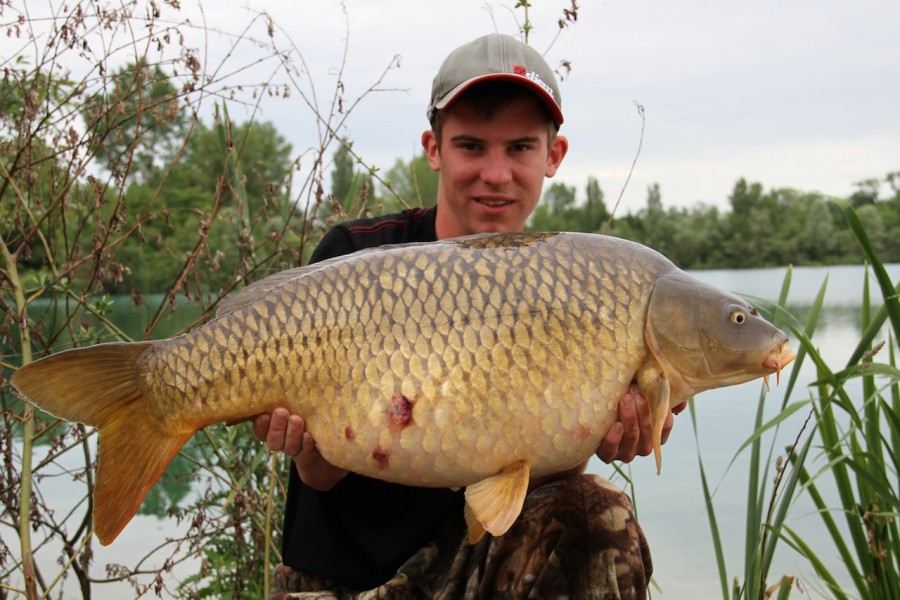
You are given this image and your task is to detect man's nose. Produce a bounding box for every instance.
[479,151,513,186]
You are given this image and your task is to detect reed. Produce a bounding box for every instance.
[697,201,900,599]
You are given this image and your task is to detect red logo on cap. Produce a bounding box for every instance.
[514,65,526,76]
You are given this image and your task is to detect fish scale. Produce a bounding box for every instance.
[11,231,795,545]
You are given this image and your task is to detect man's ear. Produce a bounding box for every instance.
[545,134,569,178]
[421,130,441,172]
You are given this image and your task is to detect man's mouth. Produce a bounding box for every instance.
[475,198,513,207]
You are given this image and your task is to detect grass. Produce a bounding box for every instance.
[697,201,900,599]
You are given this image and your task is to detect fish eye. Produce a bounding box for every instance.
[730,308,747,325]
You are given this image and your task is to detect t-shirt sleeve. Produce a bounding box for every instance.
[309,225,356,264]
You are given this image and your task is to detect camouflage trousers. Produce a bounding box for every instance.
[268,474,652,600]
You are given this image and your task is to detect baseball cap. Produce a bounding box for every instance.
[427,33,564,126]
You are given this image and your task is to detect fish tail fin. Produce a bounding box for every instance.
[11,342,194,545]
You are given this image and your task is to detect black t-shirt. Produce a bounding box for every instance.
[281,206,465,590]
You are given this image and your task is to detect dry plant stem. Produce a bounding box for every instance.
[606,101,645,230]
[269,15,409,209]
[264,452,278,597]
[759,400,817,598]
[1,234,38,599]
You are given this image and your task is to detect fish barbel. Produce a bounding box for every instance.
[11,232,794,545]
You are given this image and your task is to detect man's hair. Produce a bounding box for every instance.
[429,80,559,150]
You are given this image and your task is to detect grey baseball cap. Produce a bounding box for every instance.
[427,33,564,126]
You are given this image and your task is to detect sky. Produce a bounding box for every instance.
[37,0,900,214]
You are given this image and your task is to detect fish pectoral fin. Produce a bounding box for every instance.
[463,460,530,544]
[636,361,671,475]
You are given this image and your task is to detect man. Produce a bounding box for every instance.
[254,33,677,598]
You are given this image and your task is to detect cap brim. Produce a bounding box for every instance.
[431,73,564,126]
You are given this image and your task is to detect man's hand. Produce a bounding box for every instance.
[595,385,686,464]
[253,408,348,491]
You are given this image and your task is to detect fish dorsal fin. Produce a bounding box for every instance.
[637,324,673,474]
[463,460,531,543]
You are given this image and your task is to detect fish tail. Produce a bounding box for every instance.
[11,342,194,545]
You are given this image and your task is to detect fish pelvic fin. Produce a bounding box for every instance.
[463,504,487,544]
[463,460,531,544]
[636,361,671,475]
[11,342,194,545]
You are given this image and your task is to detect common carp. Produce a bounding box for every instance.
[11,232,794,545]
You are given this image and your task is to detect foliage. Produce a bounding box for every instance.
[694,202,900,599]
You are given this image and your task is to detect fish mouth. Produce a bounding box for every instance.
[762,340,796,389]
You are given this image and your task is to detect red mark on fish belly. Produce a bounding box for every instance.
[575,424,592,442]
[344,426,355,441]
[372,446,389,469]
[388,394,414,432]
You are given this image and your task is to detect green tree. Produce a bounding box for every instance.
[105,116,295,295]
[379,151,438,210]
[849,178,880,207]
[797,198,839,264]
[720,179,779,267]
[331,140,356,203]
[530,181,584,231]
[86,62,187,185]
[584,176,609,232]
[638,183,672,252]
[320,140,378,222]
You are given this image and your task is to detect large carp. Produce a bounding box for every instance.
[11,232,794,545]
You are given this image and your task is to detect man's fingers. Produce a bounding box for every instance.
[301,430,318,454]
[282,415,306,457]
[252,413,271,442]
[617,395,640,459]
[265,407,290,452]
[632,394,654,457]
[595,422,624,463]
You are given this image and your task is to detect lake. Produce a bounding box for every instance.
[7,262,899,598]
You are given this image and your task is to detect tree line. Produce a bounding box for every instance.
[531,174,900,268]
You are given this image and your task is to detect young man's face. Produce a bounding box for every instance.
[422,96,568,239]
